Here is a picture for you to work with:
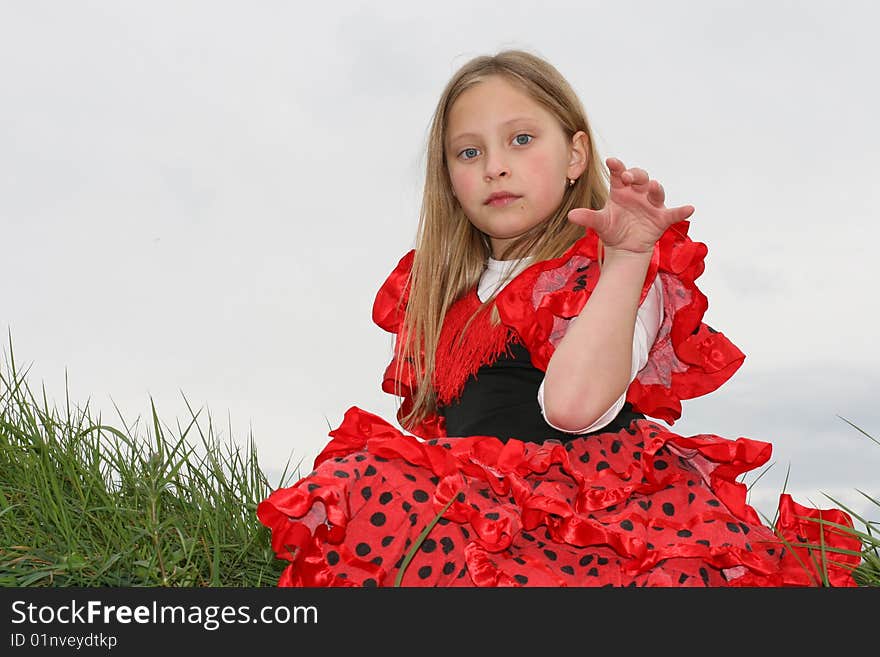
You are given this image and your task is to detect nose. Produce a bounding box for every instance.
[483,150,509,181]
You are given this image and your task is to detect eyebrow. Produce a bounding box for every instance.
[447,117,539,145]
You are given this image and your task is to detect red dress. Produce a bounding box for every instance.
[257,221,861,587]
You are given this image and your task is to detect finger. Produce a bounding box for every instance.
[622,167,650,186]
[647,180,666,206]
[606,157,626,174]
[667,204,695,223]
[607,157,627,188]
[567,207,609,232]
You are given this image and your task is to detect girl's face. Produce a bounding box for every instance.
[445,75,587,259]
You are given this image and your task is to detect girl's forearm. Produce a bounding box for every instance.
[542,247,653,430]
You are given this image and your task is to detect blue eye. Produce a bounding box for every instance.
[513,134,533,146]
[459,147,480,160]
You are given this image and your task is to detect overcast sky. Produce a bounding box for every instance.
[1,1,878,523]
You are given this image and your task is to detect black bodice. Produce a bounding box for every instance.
[438,340,645,443]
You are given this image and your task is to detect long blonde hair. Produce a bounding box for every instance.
[395,49,609,430]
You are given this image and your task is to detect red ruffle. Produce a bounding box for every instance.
[371,250,447,438]
[257,406,861,587]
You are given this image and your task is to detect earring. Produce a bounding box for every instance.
[568,178,576,187]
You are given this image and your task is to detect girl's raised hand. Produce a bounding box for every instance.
[567,157,695,254]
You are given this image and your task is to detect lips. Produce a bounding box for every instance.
[484,192,522,206]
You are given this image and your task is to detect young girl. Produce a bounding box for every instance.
[258,50,861,587]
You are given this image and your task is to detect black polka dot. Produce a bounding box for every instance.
[361,486,372,500]
[620,519,634,531]
[662,502,675,517]
[409,513,419,526]
[579,555,594,567]
[440,537,455,554]
[485,512,500,520]
[364,465,377,476]
[611,440,622,454]
[429,476,440,485]
[678,573,689,584]
[521,532,535,542]
[421,538,437,553]
[633,452,641,460]
[596,461,610,471]
[706,499,720,507]
[413,489,429,503]
[654,459,668,470]
[638,500,652,511]
[404,473,417,482]
[333,470,350,478]
[579,452,591,463]
[370,512,386,527]
[371,556,383,565]
[307,483,320,492]
[355,542,371,557]
[363,578,377,587]
[543,549,557,561]
[739,523,750,535]
[326,550,339,565]
[457,567,467,579]
[597,557,609,566]
[514,556,526,565]
[726,522,741,533]
[587,567,599,577]
[687,493,696,504]
[561,565,575,575]
[354,454,366,462]
[677,529,693,538]
[402,501,412,512]
[443,562,455,575]
[418,566,432,579]
[699,567,710,585]
[379,492,393,505]
[478,488,491,499]
[514,574,528,584]
[381,536,394,547]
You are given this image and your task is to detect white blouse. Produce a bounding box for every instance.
[478,255,664,433]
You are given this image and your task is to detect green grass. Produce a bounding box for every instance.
[1,339,877,587]
[0,342,295,587]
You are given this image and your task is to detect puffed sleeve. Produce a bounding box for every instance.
[371,249,447,438]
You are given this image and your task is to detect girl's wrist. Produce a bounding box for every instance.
[602,244,655,264]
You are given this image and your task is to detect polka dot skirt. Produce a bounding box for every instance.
[257,407,861,587]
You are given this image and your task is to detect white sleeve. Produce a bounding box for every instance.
[537,276,664,434]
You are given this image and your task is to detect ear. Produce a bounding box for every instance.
[567,130,589,180]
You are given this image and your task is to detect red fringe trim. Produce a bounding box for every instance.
[433,291,518,406]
